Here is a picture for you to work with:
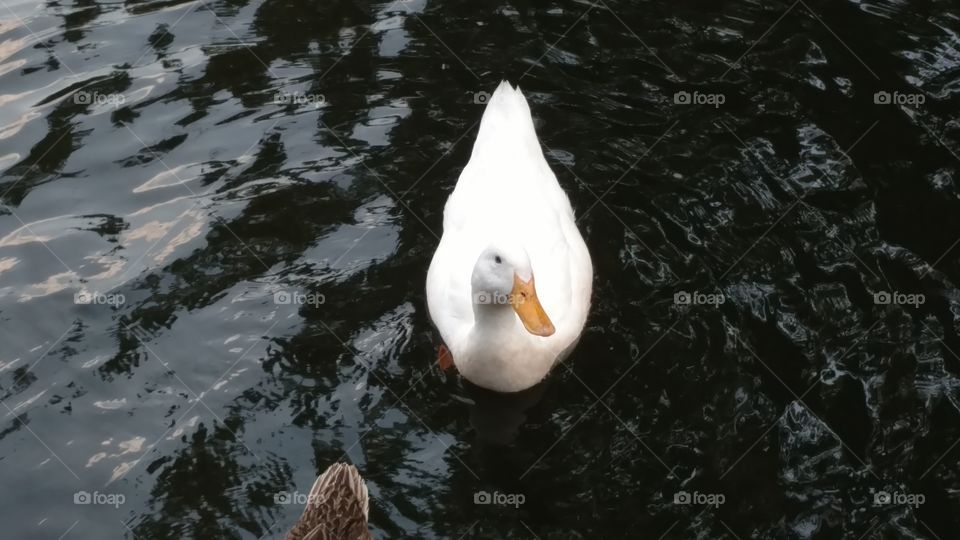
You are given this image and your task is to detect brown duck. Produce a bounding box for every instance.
[284,463,373,540]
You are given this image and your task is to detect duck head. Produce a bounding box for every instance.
[470,244,555,337]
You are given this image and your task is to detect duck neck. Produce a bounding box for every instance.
[471,302,517,341]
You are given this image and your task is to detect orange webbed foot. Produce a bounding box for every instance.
[437,344,454,371]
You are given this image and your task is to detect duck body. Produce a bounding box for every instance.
[426,81,593,393]
[284,462,372,540]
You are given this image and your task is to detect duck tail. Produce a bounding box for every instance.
[285,463,371,540]
[473,80,541,158]
[306,462,370,520]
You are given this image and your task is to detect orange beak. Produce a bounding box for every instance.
[511,273,555,337]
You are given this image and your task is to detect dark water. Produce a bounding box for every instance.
[2,0,960,538]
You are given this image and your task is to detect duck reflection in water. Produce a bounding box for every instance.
[453,376,552,446]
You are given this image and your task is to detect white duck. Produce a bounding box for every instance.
[426,81,593,393]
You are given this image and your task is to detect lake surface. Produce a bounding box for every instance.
[2,0,960,538]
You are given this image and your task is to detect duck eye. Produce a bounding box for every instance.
[494,256,502,264]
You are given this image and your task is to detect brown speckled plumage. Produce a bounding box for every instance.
[284,463,372,540]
